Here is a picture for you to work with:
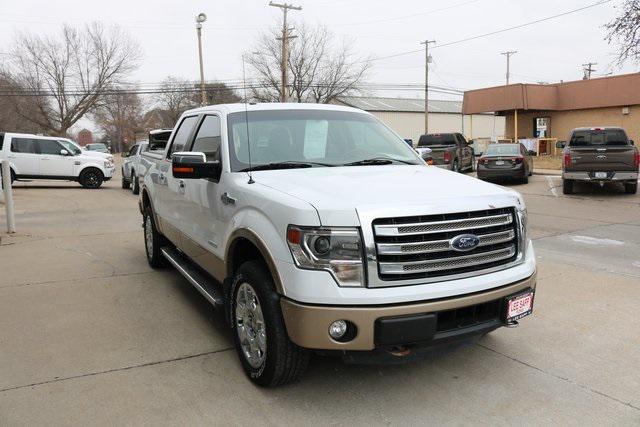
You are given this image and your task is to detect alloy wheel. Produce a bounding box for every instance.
[235,282,267,369]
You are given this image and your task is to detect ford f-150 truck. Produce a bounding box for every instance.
[559,127,639,194]
[417,133,474,172]
[140,103,536,387]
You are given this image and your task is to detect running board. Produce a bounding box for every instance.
[161,246,225,308]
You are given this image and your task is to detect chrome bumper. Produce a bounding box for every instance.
[563,171,638,181]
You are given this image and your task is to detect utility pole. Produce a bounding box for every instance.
[501,50,517,85]
[195,13,208,106]
[421,40,436,134]
[269,2,302,102]
[582,62,597,80]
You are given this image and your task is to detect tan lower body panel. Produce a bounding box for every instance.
[281,273,536,351]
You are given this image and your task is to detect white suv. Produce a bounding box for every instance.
[0,133,115,189]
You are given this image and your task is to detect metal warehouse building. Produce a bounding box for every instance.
[334,96,505,143]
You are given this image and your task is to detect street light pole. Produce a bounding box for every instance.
[421,40,436,135]
[196,13,208,106]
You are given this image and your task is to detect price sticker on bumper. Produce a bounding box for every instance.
[507,291,534,321]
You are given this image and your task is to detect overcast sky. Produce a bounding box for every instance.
[0,0,636,101]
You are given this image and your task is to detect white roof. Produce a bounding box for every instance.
[336,96,468,114]
[184,102,369,115]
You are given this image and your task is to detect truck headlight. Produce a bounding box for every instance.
[516,202,529,258]
[287,226,365,287]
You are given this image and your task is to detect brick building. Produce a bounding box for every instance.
[462,73,640,145]
[77,129,93,146]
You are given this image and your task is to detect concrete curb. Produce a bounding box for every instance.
[533,169,561,176]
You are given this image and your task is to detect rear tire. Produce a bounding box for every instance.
[562,178,573,195]
[522,175,529,184]
[624,182,637,194]
[131,172,140,195]
[143,207,169,269]
[0,168,16,189]
[230,260,310,387]
[79,168,104,189]
[452,159,459,173]
[121,169,130,189]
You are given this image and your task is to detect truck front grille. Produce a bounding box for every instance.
[372,208,518,281]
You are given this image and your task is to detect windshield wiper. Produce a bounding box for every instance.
[343,157,415,166]
[240,161,334,172]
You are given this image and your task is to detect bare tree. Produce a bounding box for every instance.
[5,22,141,136]
[93,89,143,153]
[246,22,371,103]
[0,72,45,133]
[196,82,242,105]
[154,76,196,127]
[605,0,640,65]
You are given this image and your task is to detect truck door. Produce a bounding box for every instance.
[458,134,472,167]
[156,115,200,240]
[178,114,228,271]
[7,137,40,176]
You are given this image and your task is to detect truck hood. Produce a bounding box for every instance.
[81,150,112,160]
[254,165,522,226]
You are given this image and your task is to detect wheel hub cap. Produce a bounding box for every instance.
[235,283,267,369]
[145,215,153,256]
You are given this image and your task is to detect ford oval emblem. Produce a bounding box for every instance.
[450,234,480,252]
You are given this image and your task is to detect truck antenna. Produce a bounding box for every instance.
[242,54,255,184]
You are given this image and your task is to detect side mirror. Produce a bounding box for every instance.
[556,141,565,149]
[171,151,220,179]
[122,152,128,158]
[415,147,432,159]
[404,139,413,147]
[60,149,69,156]
[629,139,634,146]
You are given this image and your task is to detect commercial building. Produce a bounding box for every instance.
[334,96,505,143]
[462,73,640,145]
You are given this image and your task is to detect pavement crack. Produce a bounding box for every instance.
[476,343,640,412]
[0,347,234,394]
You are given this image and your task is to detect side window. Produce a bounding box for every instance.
[191,115,222,161]
[128,145,138,157]
[0,134,4,151]
[38,139,64,155]
[11,138,38,154]
[168,116,199,158]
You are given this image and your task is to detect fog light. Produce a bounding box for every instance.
[329,320,347,339]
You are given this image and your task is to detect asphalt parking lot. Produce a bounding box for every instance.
[1,172,639,425]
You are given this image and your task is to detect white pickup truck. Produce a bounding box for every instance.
[140,103,536,386]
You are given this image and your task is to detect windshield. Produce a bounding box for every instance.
[418,134,457,147]
[569,129,629,146]
[87,143,108,150]
[226,110,420,171]
[58,139,81,155]
[485,144,520,156]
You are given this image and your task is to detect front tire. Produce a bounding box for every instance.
[121,169,130,189]
[562,178,574,195]
[625,182,637,194]
[231,260,309,387]
[452,159,459,173]
[79,168,104,189]
[131,171,140,195]
[143,207,168,268]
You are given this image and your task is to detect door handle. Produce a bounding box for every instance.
[178,179,185,194]
[221,192,236,205]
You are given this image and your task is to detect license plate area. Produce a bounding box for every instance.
[594,172,608,179]
[505,289,534,322]
[495,160,505,166]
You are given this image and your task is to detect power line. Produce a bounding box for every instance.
[364,0,613,64]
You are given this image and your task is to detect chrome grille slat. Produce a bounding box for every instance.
[372,208,519,282]
[374,213,512,236]
[379,246,516,275]
[376,229,515,255]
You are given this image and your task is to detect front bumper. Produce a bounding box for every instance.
[281,272,536,351]
[563,171,638,181]
[104,166,116,179]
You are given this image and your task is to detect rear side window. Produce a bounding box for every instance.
[569,129,629,146]
[191,115,222,161]
[128,144,138,157]
[0,133,4,151]
[11,138,38,153]
[168,116,199,158]
[418,134,457,146]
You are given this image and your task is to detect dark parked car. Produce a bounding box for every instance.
[417,133,474,172]
[559,127,638,194]
[476,143,533,184]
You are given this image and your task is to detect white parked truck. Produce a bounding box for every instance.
[0,133,115,189]
[140,103,536,386]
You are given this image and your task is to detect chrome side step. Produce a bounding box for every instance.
[161,246,225,308]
